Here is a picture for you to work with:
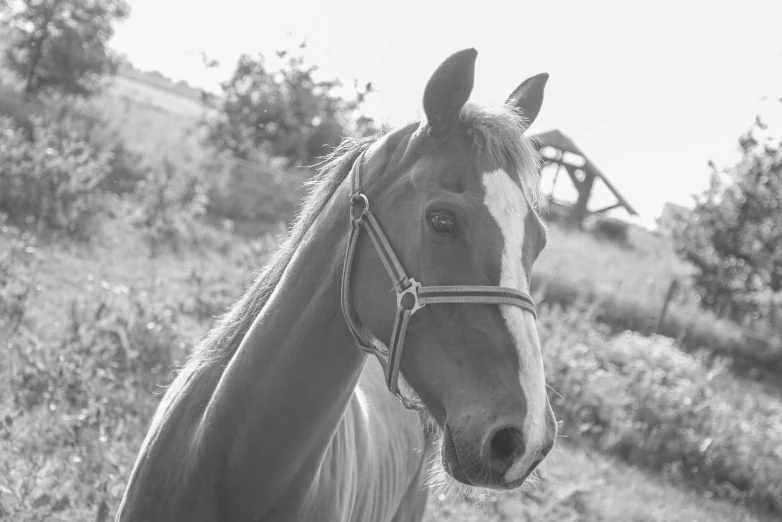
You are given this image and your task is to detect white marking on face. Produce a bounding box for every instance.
[482,169,548,483]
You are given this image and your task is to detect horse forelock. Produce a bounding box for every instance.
[458,102,544,213]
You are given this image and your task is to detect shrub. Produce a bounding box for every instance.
[590,217,630,246]
[0,86,41,139]
[0,115,112,238]
[64,104,149,195]
[204,157,302,228]
[132,159,208,256]
[674,116,782,329]
[539,304,782,515]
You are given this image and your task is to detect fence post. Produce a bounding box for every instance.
[656,277,680,335]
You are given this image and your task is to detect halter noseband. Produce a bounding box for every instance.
[340,152,537,410]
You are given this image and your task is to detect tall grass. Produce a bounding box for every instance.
[0,221,273,520]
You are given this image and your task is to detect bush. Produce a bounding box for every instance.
[0,115,112,238]
[132,159,208,256]
[64,104,149,195]
[539,304,782,515]
[0,86,41,139]
[590,217,630,246]
[674,116,782,328]
[204,157,302,229]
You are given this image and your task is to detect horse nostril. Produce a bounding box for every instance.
[487,427,525,474]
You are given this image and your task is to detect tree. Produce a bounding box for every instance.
[203,41,376,167]
[2,0,130,98]
[675,110,782,332]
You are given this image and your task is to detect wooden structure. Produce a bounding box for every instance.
[532,129,638,228]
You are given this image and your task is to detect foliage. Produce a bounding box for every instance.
[58,102,148,195]
[0,83,41,136]
[2,0,130,98]
[204,156,302,228]
[675,115,782,329]
[532,270,782,375]
[0,218,36,336]
[202,41,376,167]
[534,224,782,373]
[1,283,182,520]
[539,304,782,515]
[0,114,112,237]
[590,216,629,247]
[131,159,208,256]
[0,220,271,519]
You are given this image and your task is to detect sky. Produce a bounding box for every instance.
[112,0,782,227]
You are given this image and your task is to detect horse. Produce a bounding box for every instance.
[116,48,557,522]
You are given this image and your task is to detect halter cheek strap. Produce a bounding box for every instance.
[340,152,537,411]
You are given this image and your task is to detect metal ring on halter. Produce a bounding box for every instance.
[349,193,369,221]
[396,279,424,315]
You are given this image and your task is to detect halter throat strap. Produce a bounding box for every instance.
[340,152,537,411]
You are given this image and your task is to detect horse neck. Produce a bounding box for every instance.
[199,177,367,507]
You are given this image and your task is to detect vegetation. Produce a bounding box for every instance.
[539,305,782,514]
[534,225,782,376]
[675,114,782,336]
[0,114,113,238]
[2,0,130,98]
[131,159,208,256]
[202,41,376,167]
[424,443,774,522]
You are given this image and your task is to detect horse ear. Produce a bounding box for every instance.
[423,48,477,135]
[506,72,549,128]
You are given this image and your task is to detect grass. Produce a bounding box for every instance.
[425,442,774,522]
[533,224,782,375]
[0,214,269,521]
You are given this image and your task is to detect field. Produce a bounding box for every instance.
[1,72,781,521]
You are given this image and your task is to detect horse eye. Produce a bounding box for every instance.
[430,212,456,234]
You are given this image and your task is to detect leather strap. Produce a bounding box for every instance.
[340,152,537,410]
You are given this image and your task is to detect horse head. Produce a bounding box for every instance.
[346,48,557,489]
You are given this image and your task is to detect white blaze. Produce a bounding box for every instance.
[482,169,548,483]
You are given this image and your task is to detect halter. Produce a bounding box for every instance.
[340,152,537,410]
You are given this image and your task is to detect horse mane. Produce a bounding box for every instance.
[188,102,541,371]
[189,135,379,369]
